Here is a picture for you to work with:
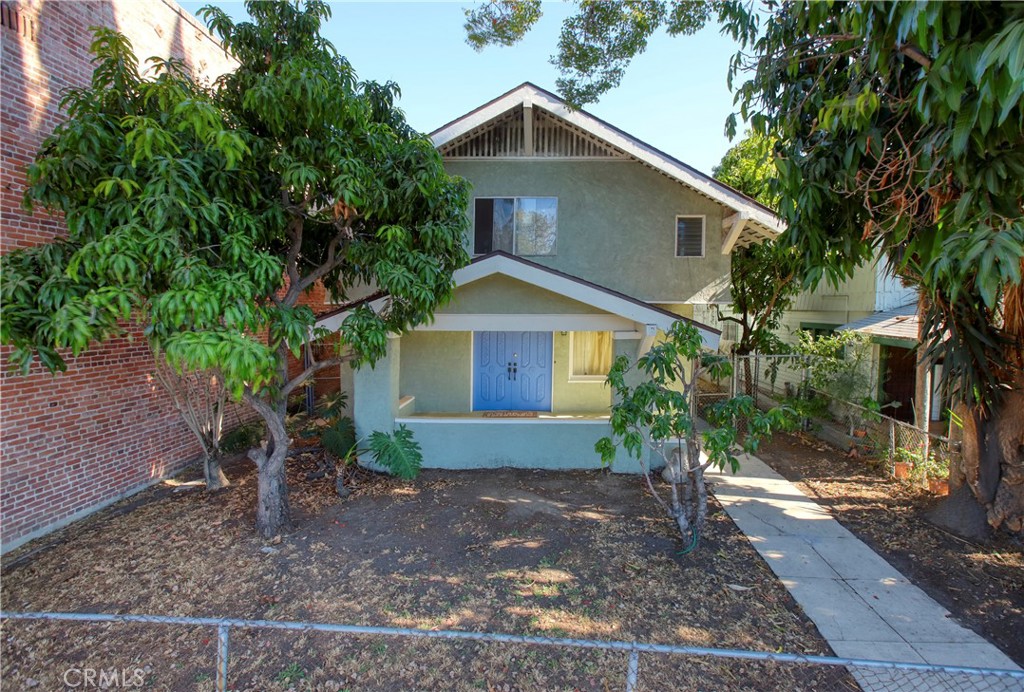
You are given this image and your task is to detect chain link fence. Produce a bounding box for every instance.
[2,610,1022,691]
[697,353,958,488]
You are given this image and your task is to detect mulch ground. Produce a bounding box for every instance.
[757,431,1024,668]
[1,452,855,691]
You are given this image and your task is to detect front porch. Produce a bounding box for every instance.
[317,253,721,474]
[352,329,651,473]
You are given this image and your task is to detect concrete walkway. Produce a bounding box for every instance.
[707,453,1021,683]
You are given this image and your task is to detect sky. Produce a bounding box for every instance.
[178,1,744,175]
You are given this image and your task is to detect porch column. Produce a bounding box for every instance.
[610,333,657,474]
[354,335,401,452]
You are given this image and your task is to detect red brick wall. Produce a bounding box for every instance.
[287,283,345,402]
[0,0,239,550]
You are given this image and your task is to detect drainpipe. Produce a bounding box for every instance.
[303,347,315,416]
[914,293,932,461]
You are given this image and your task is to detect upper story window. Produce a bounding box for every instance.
[474,197,557,256]
[675,215,705,258]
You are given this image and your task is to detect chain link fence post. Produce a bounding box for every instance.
[216,623,230,692]
[624,647,639,692]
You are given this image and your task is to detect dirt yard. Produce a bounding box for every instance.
[1,453,855,691]
[758,431,1024,668]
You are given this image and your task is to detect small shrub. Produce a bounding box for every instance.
[276,663,306,684]
[220,423,262,453]
[322,416,356,460]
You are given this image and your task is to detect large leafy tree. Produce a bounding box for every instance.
[2,1,470,538]
[466,1,1024,536]
[720,2,1024,536]
[712,132,799,360]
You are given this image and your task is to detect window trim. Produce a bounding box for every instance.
[674,214,706,259]
[472,196,559,257]
[567,331,612,384]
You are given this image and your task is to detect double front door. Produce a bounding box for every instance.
[473,331,552,411]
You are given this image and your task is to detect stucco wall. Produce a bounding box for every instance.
[399,331,473,412]
[438,274,606,314]
[790,267,876,314]
[395,419,614,471]
[446,159,730,303]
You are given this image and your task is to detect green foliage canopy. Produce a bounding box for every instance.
[720,1,1024,407]
[712,131,800,355]
[3,1,471,404]
[466,0,712,106]
[712,130,779,208]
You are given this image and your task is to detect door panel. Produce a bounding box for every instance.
[473,331,552,411]
[881,345,916,422]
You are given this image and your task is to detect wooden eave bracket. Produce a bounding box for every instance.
[721,212,750,255]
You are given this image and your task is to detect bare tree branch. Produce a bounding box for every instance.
[297,225,350,294]
[899,43,933,69]
[281,354,354,399]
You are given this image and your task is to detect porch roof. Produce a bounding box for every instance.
[837,304,919,345]
[316,252,720,349]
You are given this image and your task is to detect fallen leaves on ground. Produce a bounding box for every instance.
[2,454,855,690]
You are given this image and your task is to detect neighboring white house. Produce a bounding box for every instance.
[691,254,951,424]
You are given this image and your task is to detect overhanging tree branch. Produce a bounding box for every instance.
[898,43,933,69]
[281,354,352,399]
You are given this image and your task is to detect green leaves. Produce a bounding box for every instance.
[464,0,542,51]
[718,0,1024,409]
[366,425,423,480]
[322,416,357,461]
[596,319,795,479]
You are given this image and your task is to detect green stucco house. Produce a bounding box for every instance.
[317,83,783,472]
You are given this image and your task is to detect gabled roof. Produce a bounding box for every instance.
[430,82,784,249]
[316,252,720,349]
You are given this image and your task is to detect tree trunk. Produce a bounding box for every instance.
[932,269,1024,538]
[248,427,292,538]
[245,373,293,539]
[969,379,1024,534]
[742,354,753,397]
[204,453,230,491]
[255,452,290,538]
[933,373,1024,538]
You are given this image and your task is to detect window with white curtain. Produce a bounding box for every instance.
[569,331,613,382]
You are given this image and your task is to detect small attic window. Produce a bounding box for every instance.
[675,216,705,258]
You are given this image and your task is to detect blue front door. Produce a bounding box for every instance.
[473,331,552,411]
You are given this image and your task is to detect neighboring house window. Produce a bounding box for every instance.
[569,331,613,382]
[801,323,844,356]
[800,323,838,338]
[675,215,705,258]
[474,197,557,256]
